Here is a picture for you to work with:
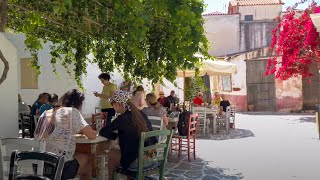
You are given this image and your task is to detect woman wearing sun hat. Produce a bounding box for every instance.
[99,90,158,179]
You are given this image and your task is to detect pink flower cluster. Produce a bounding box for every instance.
[266,1,320,80]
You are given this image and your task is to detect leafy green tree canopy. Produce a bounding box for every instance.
[1,0,209,87]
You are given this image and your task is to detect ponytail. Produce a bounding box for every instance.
[127,101,148,135]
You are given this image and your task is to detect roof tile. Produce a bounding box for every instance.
[230,0,284,6]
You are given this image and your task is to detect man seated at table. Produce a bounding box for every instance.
[193,92,204,107]
[218,94,231,118]
[39,93,59,115]
[157,91,171,108]
[99,91,158,179]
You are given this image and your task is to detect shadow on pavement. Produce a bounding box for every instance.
[197,128,255,141]
[164,155,244,180]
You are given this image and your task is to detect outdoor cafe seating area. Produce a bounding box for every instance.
[0,102,236,180]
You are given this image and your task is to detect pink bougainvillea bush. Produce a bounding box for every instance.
[266,0,320,80]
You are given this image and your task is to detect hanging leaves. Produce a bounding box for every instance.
[4,0,209,87]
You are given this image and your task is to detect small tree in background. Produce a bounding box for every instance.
[266,0,320,81]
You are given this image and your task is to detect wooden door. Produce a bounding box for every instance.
[246,59,276,111]
[302,64,320,110]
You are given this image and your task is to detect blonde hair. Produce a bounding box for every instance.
[146,93,161,109]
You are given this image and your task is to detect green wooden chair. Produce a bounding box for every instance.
[113,129,173,180]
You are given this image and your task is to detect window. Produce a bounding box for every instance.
[221,75,232,92]
[20,58,38,89]
[244,15,253,21]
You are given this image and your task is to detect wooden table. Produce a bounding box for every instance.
[206,108,219,134]
[75,135,113,178]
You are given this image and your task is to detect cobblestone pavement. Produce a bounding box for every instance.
[165,154,243,180]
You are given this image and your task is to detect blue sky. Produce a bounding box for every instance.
[203,0,315,14]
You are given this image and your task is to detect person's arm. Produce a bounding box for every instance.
[162,110,169,126]
[80,126,96,140]
[99,117,120,140]
[139,92,145,107]
[96,84,117,100]
[72,108,96,140]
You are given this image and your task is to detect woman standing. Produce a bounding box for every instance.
[131,85,146,110]
[35,89,96,180]
[99,91,157,179]
[94,73,117,125]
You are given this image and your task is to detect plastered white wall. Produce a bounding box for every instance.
[203,14,240,56]
[0,33,19,137]
[238,5,282,21]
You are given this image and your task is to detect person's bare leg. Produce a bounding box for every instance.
[108,148,121,180]
[74,153,92,180]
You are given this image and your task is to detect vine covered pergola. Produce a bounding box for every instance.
[0,0,209,87]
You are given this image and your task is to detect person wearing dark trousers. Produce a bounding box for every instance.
[94,73,117,125]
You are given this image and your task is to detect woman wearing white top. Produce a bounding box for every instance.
[35,89,96,180]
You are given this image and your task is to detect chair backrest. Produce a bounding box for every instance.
[148,116,164,131]
[9,150,65,180]
[0,138,46,179]
[95,106,101,113]
[137,129,173,180]
[91,112,108,131]
[19,114,32,138]
[192,107,206,120]
[34,115,41,125]
[188,114,199,136]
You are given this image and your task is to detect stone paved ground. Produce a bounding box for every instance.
[164,113,319,180]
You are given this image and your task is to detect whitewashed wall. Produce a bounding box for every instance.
[0,33,19,137]
[203,14,240,56]
[160,78,184,102]
[238,5,282,21]
[4,33,78,106]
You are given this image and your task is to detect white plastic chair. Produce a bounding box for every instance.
[0,138,46,179]
[192,107,208,136]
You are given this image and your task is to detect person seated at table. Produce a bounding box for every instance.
[142,93,169,126]
[99,90,158,179]
[131,85,146,110]
[35,89,96,180]
[220,94,231,113]
[157,91,170,108]
[31,93,49,116]
[212,92,223,107]
[39,93,59,115]
[167,90,179,107]
[193,92,204,106]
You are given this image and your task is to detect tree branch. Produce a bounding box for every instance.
[0,49,9,85]
[0,0,8,32]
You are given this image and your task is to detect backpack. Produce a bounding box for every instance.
[177,111,192,136]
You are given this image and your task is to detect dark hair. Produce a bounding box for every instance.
[127,101,148,136]
[49,93,59,103]
[133,85,144,96]
[56,89,85,110]
[98,73,111,81]
[37,92,49,100]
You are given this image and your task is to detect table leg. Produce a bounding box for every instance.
[213,115,217,135]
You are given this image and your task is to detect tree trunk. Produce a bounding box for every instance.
[0,49,9,85]
[202,74,211,103]
[0,0,7,32]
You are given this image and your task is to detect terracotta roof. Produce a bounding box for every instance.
[229,0,284,6]
[202,11,239,16]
